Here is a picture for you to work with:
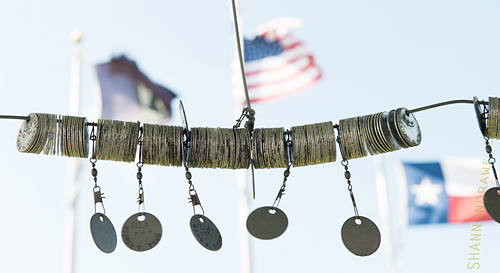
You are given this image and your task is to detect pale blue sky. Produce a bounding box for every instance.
[0,1,499,272]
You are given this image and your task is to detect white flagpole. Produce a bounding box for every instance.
[63,30,83,273]
[231,0,253,272]
[374,156,398,273]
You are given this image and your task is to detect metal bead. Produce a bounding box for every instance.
[345,171,351,180]
[91,168,97,177]
[284,169,290,177]
[136,172,143,180]
[486,145,492,154]
[185,172,192,180]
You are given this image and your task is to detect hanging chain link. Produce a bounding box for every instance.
[137,127,145,213]
[485,138,500,188]
[336,126,360,219]
[182,125,205,215]
[482,101,500,188]
[342,160,359,218]
[271,161,293,210]
[89,125,105,214]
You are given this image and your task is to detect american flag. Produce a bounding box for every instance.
[234,18,322,103]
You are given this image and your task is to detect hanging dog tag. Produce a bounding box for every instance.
[246,206,288,240]
[190,215,222,251]
[341,216,381,256]
[90,213,117,254]
[484,187,500,223]
[122,212,162,252]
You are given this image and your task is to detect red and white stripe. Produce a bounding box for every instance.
[233,19,321,103]
[440,157,492,223]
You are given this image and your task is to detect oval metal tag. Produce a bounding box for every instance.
[246,206,288,240]
[190,215,222,251]
[341,216,381,256]
[90,213,117,254]
[122,212,162,252]
[484,187,500,223]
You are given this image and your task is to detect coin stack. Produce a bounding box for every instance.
[339,108,421,160]
[16,113,89,158]
[95,119,140,162]
[59,115,89,158]
[188,127,251,169]
[251,127,288,169]
[291,121,337,167]
[142,123,183,167]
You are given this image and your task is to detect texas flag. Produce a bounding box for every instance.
[401,157,492,225]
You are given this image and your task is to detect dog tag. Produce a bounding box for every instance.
[341,216,381,256]
[122,212,162,252]
[190,215,222,251]
[246,206,288,240]
[90,213,117,253]
[484,187,500,223]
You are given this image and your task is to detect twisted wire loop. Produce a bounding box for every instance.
[339,108,422,160]
[251,128,288,169]
[17,113,89,158]
[188,127,251,169]
[487,97,500,139]
[141,123,183,167]
[95,119,139,162]
[290,122,337,167]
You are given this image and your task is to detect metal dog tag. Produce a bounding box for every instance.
[246,206,288,240]
[90,213,117,254]
[190,215,222,251]
[484,187,500,223]
[341,216,381,256]
[122,212,162,252]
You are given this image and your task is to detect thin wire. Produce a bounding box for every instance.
[408,99,488,113]
[0,115,29,120]
[231,0,252,110]
[0,98,491,125]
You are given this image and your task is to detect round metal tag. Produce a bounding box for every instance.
[246,206,288,240]
[190,215,222,251]
[90,213,117,254]
[341,216,381,256]
[484,187,500,223]
[122,212,162,252]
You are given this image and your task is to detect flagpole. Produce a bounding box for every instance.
[63,30,83,273]
[231,0,253,272]
[374,156,398,273]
